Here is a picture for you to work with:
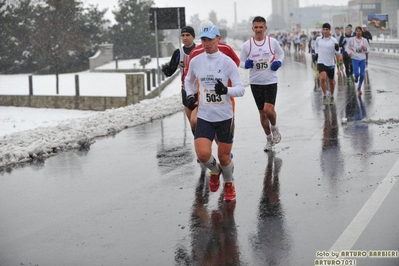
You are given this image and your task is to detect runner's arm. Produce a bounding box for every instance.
[225,58,245,97]
[162,49,180,77]
[239,42,250,69]
[184,59,198,96]
[272,38,285,63]
[346,38,354,56]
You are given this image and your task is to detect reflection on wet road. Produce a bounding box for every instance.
[250,151,291,266]
[321,105,343,185]
[175,173,240,265]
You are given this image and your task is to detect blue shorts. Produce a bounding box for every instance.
[195,117,235,143]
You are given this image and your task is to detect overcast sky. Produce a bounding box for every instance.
[83,0,350,26]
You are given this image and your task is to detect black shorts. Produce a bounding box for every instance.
[317,64,335,80]
[250,83,278,110]
[181,89,198,108]
[195,117,235,143]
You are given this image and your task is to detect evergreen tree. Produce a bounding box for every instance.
[1,0,111,75]
[82,4,111,55]
[0,0,36,73]
[25,0,112,92]
[28,0,87,92]
[0,2,14,73]
[110,0,163,59]
[189,14,201,34]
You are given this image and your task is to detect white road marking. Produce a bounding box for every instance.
[330,157,399,251]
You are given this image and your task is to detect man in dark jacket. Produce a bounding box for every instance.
[361,24,372,43]
[339,25,354,81]
[361,24,372,65]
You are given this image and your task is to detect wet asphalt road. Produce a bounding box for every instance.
[1,52,399,266]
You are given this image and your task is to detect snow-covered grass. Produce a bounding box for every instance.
[0,57,171,96]
[0,57,182,170]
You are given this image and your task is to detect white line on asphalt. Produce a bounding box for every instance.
[330,157,399,251]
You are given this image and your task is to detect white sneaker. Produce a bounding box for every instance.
[264,139,273,152]
[323,96,328,105]
[329,96,335,105]
[272,127,282,145]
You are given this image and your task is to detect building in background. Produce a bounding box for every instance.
[347,0,382,29]
[381,0,399,36]
[346,0,398,37]
[290,5,347,33]
[231,0,301,35]
[270,0,300,31]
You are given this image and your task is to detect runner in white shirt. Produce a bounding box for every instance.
[315,23,341,105]
[346,26,370,95]
[185,24,245,202]
[239,16,285,152]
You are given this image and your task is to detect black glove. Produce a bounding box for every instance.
[186,95,197,111]
[162,63,172,77]
[315,53,318,62]
[334,43,339,51]
[214,79,228,95]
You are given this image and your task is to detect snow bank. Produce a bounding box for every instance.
[0,95,182,169]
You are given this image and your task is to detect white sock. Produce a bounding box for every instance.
[221,161,234,183]
[203,155,219,173]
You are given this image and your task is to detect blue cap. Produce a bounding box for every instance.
[199,25,220,39]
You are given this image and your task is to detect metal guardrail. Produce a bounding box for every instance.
[371,40,399,53]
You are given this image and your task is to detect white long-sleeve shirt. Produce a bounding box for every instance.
[346,36,370,60]
[185,51,245,122]
[239,36,285,85]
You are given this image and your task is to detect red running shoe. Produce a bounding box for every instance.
[209,166,221,192]
[224,182,236,201]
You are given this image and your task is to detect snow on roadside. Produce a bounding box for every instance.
[0,95,182,169]
[0,107,98,136]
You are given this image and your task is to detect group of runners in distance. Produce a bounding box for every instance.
[161,16,370,202]
[308,23,371,101]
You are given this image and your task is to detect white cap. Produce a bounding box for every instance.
[199,20,214,31]
[362,24,367,28]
